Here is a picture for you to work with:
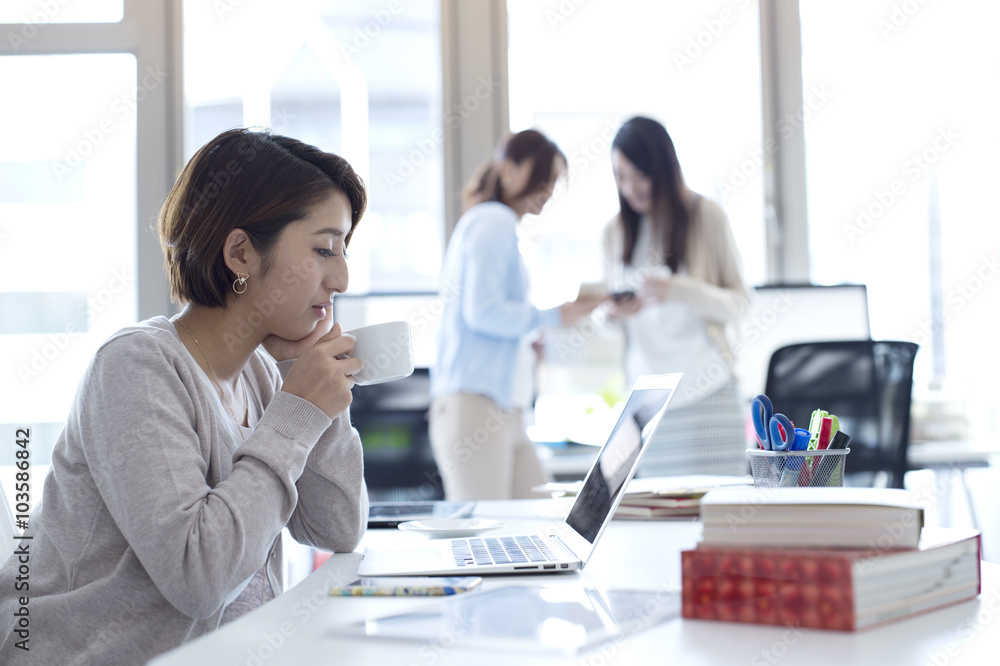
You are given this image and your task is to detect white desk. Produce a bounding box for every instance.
[151,500,1000,666]
[908,439,1000,469]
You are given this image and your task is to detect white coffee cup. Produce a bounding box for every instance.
[344,321,414,386]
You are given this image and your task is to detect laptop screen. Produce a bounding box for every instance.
[564,376,678,547]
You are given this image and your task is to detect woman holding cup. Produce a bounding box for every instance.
[429,129,601,500]
[0,129,369,663]
[604,116,751,477]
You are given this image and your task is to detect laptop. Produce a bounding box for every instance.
[357,373,682,577]
[367,500,476,528]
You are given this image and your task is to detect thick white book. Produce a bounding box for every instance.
[698,487,925,549]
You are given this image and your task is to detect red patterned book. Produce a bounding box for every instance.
[681,528,981,631]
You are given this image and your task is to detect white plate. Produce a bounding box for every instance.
[397,519,505,539]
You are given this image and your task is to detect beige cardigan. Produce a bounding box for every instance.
[602,195,751,366]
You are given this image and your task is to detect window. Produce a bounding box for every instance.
[800,0,1000,439]
[507,0,764,415]
[0,53,138,500]
[504,0,766,443]
[0,0,123,24]
[507,0,765,309]
[0,1,175,514]
[182,0,444,295]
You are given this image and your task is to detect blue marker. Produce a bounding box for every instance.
[779,428,811,487]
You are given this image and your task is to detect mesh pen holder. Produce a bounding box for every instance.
[746,448,850,488]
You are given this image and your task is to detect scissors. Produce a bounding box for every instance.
[751,394,774,449]
[768,413,796,451]
[751,394,797,451]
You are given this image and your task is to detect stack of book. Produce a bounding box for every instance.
[682,487,981,631]
[537,475,753,520]
[615,495,702,519]
[613,475,753,519]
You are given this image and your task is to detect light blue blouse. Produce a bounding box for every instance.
[430,202,561,409]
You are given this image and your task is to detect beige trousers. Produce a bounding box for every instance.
[428,393,551,500]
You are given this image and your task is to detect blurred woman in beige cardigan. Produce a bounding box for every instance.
[603,116,751,477]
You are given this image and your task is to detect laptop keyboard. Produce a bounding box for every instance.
[451,535,557,567]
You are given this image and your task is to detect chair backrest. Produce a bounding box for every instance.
[0,479,16,543]
[350,368,445,502]
[734,284,871,399]
[764,340,919,488]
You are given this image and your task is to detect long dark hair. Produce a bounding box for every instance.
[463,129,566,212]
[612,116,692,272]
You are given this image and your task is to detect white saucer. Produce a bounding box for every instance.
[397,518,505,539]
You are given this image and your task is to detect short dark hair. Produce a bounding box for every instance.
[612,116,691,272]
[463,129,566,211]
[157,128,367,307]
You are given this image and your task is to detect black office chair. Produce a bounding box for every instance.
[763,340,919,489]
[350,368,445,502]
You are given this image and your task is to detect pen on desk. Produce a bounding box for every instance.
[818,431,851,486]
[329,578,482,596]
[779,428,811,487]
[805,410,829,482]
[817,417,833,450]
[807,409,826,450]
[827,431,850,450]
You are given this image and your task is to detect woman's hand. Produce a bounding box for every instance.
[530,331,546,363]
[642,273,672,302]
[280,323,362,419]
[262,306,335,362]
[559,296,604,327]
[607,294,644,319]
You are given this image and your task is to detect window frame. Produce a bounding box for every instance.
[0,0,182,319]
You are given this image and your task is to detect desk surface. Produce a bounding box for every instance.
[151,500,1000,666]
[908,439,1000,468]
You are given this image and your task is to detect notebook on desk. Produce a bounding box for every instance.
[357,373,682,577]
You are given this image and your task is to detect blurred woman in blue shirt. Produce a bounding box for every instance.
[429,129,600,500]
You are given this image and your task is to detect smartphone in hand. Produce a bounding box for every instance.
[330,576,483,597]
[610,290,636,303]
